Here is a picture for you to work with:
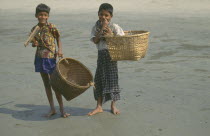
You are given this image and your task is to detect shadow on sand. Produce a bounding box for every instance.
[0,104,99,121]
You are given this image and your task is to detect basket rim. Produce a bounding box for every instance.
[104,30,150,38]
[56,57,93,89]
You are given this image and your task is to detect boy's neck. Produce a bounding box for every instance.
[38,22,48,27]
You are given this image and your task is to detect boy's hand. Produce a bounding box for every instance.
[101,19,112,36]
[103,26,112,36]
[101,19,109,29]
[57,50,63,58]
[31,39,39,47]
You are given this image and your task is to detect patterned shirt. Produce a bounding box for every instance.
[31,22,60,58]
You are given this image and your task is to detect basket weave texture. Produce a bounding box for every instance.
[105,31,150,61]
[50,58,93,101]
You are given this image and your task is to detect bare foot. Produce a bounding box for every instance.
[60,108,70,118]
[111,106,120,115]
[44,110,56,118]
[61,113,70,118]
[88,107,103,116]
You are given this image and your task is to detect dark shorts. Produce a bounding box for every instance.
[34,57,56,74]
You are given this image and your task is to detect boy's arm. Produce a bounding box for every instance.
[91,25,105,44]
[56,37,63,57]
[92,30,104,44]
[52,25,63,57]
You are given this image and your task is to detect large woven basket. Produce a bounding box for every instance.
[50,58,93,101]
[105,31,150,61]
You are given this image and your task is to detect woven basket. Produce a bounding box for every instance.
[105,31,150,61]
[50,58,93,101]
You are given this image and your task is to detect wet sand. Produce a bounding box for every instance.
[0,0,210,136]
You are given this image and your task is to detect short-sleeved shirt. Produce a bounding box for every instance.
[31,22,60,58]
[90,23,125,50]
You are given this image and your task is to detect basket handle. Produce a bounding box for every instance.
[58,56,63,60]
[88,82,95,89]
[64,58,70,64]
[57,56,69,64]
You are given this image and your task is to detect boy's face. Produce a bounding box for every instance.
[98,9,112,22]
[36,12,49,24]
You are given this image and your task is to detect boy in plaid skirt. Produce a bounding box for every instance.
[88,3,125,116]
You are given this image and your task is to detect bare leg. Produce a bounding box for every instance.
[88,97,103,116]
[111,101,120,115]
[40,73,56,117]
[54,91,70,118]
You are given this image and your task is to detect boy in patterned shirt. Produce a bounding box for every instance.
[30,3,70,118]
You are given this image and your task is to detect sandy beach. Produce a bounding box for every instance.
[0,0,210,136]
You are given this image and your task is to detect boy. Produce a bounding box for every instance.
[88,3,125,116]
[30,3,70,118]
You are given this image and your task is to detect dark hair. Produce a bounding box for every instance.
[36,3,50,15]
[98,3,113,16]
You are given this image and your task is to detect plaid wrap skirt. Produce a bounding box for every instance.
[94,49,120,103]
